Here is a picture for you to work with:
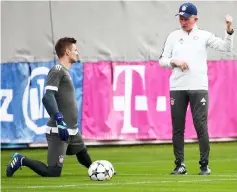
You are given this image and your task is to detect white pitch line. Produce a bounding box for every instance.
[114,158,237,164]
[117,174,237,177]
[69,158,237,166]
[57,173,237,177]
[3,178,237,189]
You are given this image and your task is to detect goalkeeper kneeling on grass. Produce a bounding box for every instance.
[6,37,93,177]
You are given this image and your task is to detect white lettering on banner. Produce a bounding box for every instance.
[113,65,146,134]
[113,65,168,134]
[156,96,166,112]
[22,67,50,134]
[0,89,13,122]
[30,79,49,120]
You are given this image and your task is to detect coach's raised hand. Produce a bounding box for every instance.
[225,15,233,34]
[54,112,69,141]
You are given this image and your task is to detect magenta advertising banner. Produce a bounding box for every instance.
[82,60,237,141]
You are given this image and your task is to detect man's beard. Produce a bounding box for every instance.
[70,58,77,64]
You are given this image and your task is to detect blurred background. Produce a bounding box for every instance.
[1,1,237,191]
[1,1,237,148]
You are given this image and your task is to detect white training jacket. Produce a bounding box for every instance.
[159,24,234,90]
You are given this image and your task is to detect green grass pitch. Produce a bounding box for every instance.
[1,142,237,192]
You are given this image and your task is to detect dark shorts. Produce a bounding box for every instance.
[46,131,86,167]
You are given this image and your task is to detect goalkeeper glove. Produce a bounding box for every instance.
[54,112,69,141]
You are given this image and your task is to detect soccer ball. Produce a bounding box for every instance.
[88,160,114,181]
[99,160,116,175]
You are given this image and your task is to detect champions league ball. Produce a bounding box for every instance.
[88,160,115,181]
[99,160,116,176]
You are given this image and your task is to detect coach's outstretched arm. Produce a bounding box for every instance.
[207,15,234,52]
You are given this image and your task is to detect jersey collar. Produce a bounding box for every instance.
[181,24,198,34]
[58,63,70,72]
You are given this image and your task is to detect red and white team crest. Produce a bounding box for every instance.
[59,155,64,164]
[170,98,175,105]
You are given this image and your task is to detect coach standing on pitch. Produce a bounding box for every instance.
[159,2,234,175]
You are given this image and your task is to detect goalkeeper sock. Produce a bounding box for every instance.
[76,148,92,168]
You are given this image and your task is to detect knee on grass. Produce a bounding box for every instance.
[42,166,62,177]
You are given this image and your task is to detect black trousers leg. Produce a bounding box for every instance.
[188,90,210,166]
[76,148,92,168]
[22,158,62,177]
[170,90,189,164]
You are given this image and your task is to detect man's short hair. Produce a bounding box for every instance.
[55,37,77,58]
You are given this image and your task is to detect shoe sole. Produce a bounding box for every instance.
[6,165,13,177]
[198,173,211,175]
[170,172,188,175]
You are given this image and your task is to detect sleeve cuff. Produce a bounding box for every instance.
[227,29,234,35]
[167,58,173,68]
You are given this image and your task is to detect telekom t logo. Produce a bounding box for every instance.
[113,65,166,134]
